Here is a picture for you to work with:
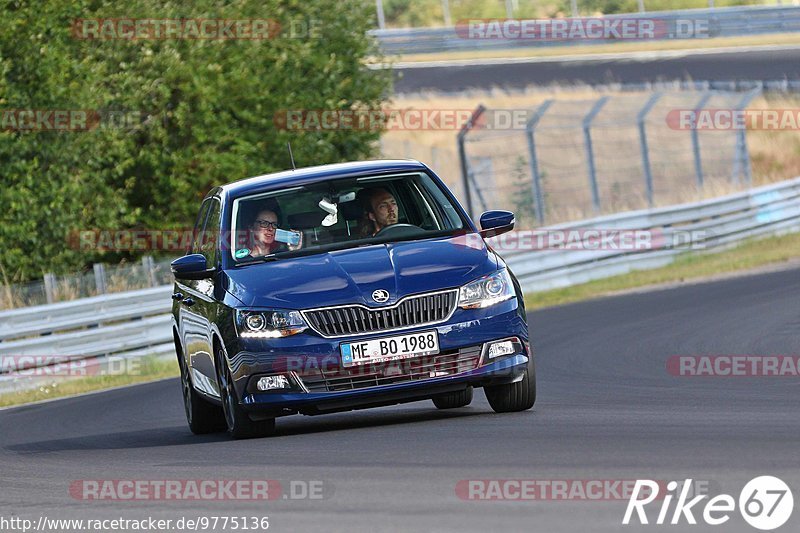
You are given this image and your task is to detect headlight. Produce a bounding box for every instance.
[235,309,307,338]
[458,269,515,309]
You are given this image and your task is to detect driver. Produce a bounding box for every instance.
[358,187,399,237]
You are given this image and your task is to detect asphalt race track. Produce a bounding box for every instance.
[1,267,798,532]
[393,48,800,93]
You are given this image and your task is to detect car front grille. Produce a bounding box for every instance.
[302,289,458,338]
[299,345,482,393]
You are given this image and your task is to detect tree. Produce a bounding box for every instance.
[0,0,391,281]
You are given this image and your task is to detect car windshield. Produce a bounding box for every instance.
[230,172,467,263]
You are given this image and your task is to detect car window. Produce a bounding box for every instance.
[190,199,212,255]
[230,172,466,261]
[199,198,221,266]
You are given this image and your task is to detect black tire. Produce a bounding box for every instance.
[432,386,474,409]
[179,355,226,434]
[484,354,536,413]
[216,346,276,439]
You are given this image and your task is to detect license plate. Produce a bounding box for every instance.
[340,330,439,367]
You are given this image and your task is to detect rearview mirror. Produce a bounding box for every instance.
[171,254,215,280]
[478,210,515,238]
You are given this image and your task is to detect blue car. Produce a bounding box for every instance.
[171,160,535,438]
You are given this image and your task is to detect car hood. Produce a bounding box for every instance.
[224,234,498,309]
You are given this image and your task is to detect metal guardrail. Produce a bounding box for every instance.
[371,5,800,55]
[1,176,798,384]
[501,176,800,292]
[0,285,172,341]
[0,286,174,381]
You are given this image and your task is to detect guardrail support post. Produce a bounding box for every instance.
[375,0,386,29]
[525,99,554,225]
[731,88,761,186]
[637,92,662,207]
[583,96,610,214]
[93,263,107,295]
[692,91,713,189]
[441,0,451,26]
[43,273,56,304]
[457,104,486,221]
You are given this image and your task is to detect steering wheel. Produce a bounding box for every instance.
[374,223,422,238]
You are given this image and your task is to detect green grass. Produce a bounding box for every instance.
[524,231,800,311]
[0,356,179,409]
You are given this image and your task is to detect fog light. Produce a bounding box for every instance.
[256,375,290,391]
[487,340,515,359]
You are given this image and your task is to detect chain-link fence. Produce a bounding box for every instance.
[0,256,174,310]
[454,88,766,227]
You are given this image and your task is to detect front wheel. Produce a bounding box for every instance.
[432,386,473,409]
[216,346,276,439]
[180,356,226,434]
[484,355,536,413]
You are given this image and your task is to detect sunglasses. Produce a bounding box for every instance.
[253,219,279,230]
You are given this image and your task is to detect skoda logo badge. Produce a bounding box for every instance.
[372,289,390,303]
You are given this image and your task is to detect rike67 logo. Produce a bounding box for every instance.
[624,476,793,530]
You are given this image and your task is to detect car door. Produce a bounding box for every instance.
[176,197,219,396]
[191,196,223,393]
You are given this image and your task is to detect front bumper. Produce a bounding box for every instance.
[243,354,528,417]
[224,298,529,417]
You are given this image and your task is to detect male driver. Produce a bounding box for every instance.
[359,187,399,237]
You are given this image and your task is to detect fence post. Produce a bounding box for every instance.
[43,273,56,304]
[142,256,157,287]
[692,91,713,188]
[637,92,662,207]
[93,263,107,295]
[441,0,451,26]
[731,88,761,185]
[457,104,486,221]
[525,99,554,225]
[375,0,386,29]
[583,96,610,214]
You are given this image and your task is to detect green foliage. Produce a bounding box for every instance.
[0,0,391,281]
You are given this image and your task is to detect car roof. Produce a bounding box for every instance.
[220,159,429,198]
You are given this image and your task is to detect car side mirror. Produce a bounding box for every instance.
[478,210,515,238]
[171,254,216,280]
